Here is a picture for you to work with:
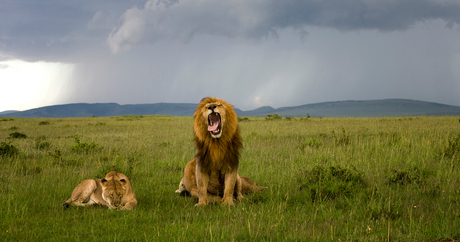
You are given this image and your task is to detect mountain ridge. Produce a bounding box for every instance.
[0,110,20,116]
[2,99,460,118]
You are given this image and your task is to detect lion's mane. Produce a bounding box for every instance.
[193,97,242,175]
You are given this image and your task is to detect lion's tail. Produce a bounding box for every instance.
[240,176,268,194]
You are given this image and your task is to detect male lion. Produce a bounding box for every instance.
[175,158,267,201]
[179,97,265,206]
[63,171,137,210]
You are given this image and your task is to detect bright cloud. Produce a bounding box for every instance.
[0,60,74,111]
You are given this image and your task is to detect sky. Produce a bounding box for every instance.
[1,0,460,112]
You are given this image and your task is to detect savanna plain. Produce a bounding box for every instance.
[1,115,460,241]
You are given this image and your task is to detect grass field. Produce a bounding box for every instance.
[1,115,460,241]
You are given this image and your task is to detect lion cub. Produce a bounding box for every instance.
[63,171,137,210]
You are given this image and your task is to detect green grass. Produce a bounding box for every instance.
[1,115,460,241]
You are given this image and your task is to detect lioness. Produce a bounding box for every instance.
[63,171,137,210]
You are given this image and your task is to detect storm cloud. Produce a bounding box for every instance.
[108,0,460,53]
[1,0,460,111]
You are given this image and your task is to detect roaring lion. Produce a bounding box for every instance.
[179,97,265,206]
[63,171,137,210]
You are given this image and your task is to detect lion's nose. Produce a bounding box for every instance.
[207,105,217,111]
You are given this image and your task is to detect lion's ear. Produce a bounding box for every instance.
[101,178,107,183]
[200,97,211,103]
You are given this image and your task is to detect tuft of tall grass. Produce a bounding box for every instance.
[441,134,460,160]
[34,136,51,150]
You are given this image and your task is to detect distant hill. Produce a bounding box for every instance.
[241,99,460,117]
[0,103,197,118]
[0,110,19,116]
[1,99,460,118]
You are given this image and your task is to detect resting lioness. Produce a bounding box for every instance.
[63,171,137,210]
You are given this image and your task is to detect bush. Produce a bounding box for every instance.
[387,167,432,186]
[299,165,367,202]
[70,136,100,153]
[238,117,250,122]
[265,114,282,121]
[0,142,19,157]
[9,132,27,139]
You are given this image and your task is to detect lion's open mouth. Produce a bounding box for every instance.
[207,112,221,135]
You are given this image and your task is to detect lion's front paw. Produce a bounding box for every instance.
[195,202,208,207]
[195,198,208,207]
[236,195,246,202]
[221,197,235,206]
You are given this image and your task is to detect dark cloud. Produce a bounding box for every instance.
[108,0,460,53]
[0,0,145,61]
[272,0,460,30]
[2,0,460,59]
